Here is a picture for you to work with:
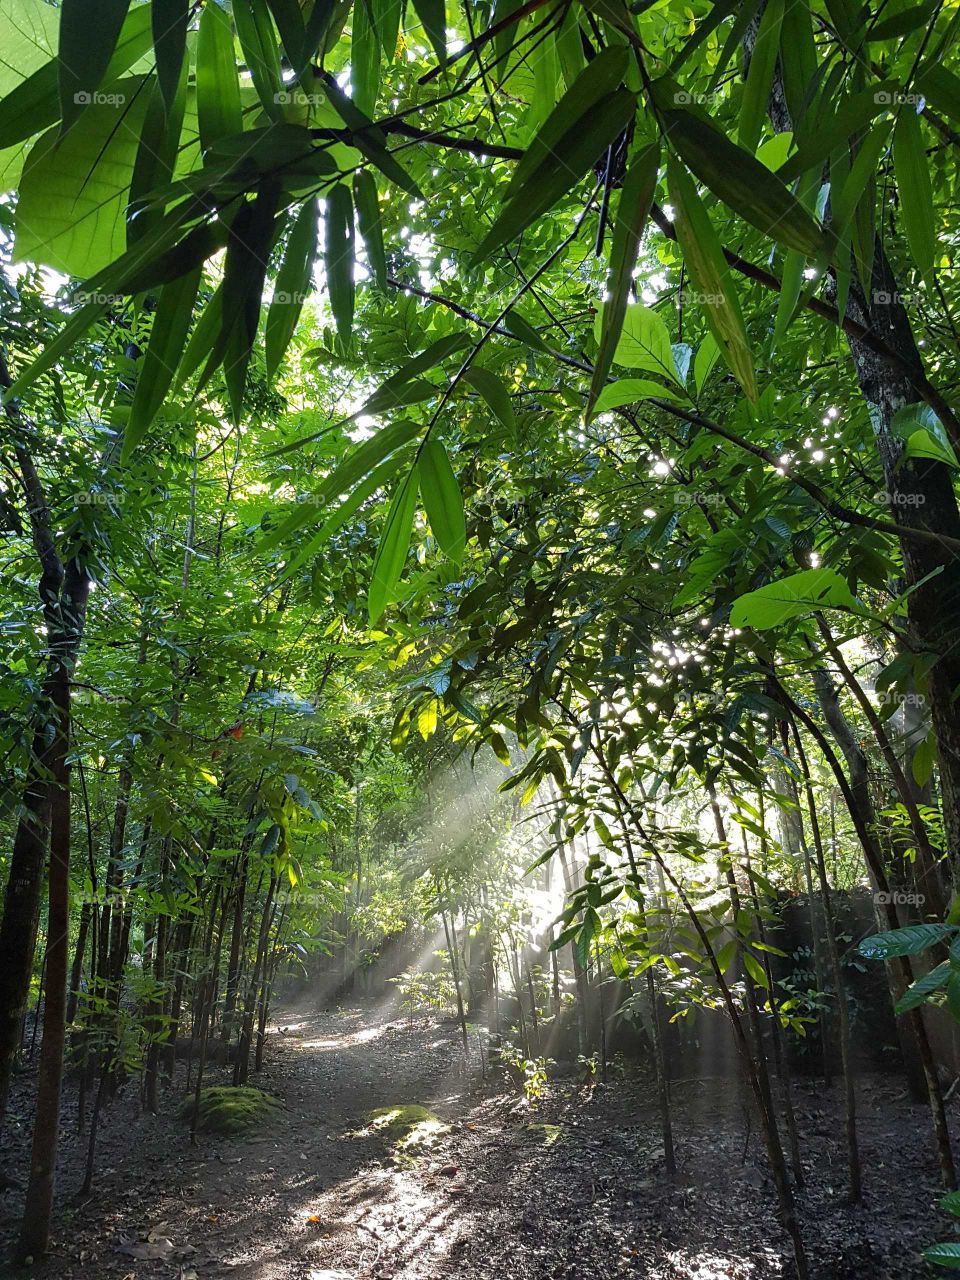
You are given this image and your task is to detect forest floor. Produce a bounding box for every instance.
[0,998,956,1279]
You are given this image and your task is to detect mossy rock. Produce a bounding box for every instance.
[363,1104,449,1154]
[178,1086,283,1136]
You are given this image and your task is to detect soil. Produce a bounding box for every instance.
[0,1000,956,1279]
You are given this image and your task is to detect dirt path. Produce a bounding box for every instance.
[0,1001,954,1278]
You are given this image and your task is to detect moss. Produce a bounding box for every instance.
[178,1086,283,1136]
[363,1104,449,1154]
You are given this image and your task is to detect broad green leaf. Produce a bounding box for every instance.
[896,960,950,1013]
[419,439,466,560]
[859,924,955,960]
[893,108,935,282]
[587,141,660,421]
[693,333,720,394]
[592,378,689,415]
[265,197,319,380]
[152,0,189,113]
[59,0,131,134]
[197,1,242,151]
[739,0,783,155]
[472,89,638,263]
[596,303,679,384]
[730,569,856,629]
[15,79,150,275]
[461,366,517,435]
[924,1244,960,1270]
[353,169,386,290]
[0,0,58,96]
[904,428,958,468]
[369,466,420,622]
[778,0,817,124]
[661,106,830,258]
[359,332,471,416]
[742,949,769,989]
[667,159,756,402]
[325,184,355,342]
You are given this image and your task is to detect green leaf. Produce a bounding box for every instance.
[912,733,937,787]
[325,184,355,342]
[742,949,769,989]
[461,366,517,435]
[259,418,422,552]
[58,0,131,134]
[196,1,242,151]
[777,84,895,181]
[351,0,381,117]
[893,107,936,282]
[904,428,958,469]
[693,333,720,394]
[369,466,420,622]
[2,297,110,404]
[320,76,423,199]
[15,79,150,276]
[896,960,951,1013]
[596,303,679,383]
[122,265,201,462]
[234,0,284,120]
[661,106,830,258]
[218,182,284,420]
[507,47,629,198]
[667,158,756,402]
[587,141,660,421]
[353,169,386,290]
[859,923,955,960]
[592,378,689,415]
[152,0,189,113]
[265,197,319,381]
[729,569,856,630]
[265,0,306,66]
[915,63,960,125]
[0,0,149,152]
[924,1244,960,1270]
[411,0,446,66]
[739,0,783,155]
[419,440,466,560]
[472,88,638,263]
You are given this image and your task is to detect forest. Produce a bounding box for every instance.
[1,0,960,1276]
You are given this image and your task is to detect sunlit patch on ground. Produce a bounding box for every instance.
[662,1247,782,1278]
